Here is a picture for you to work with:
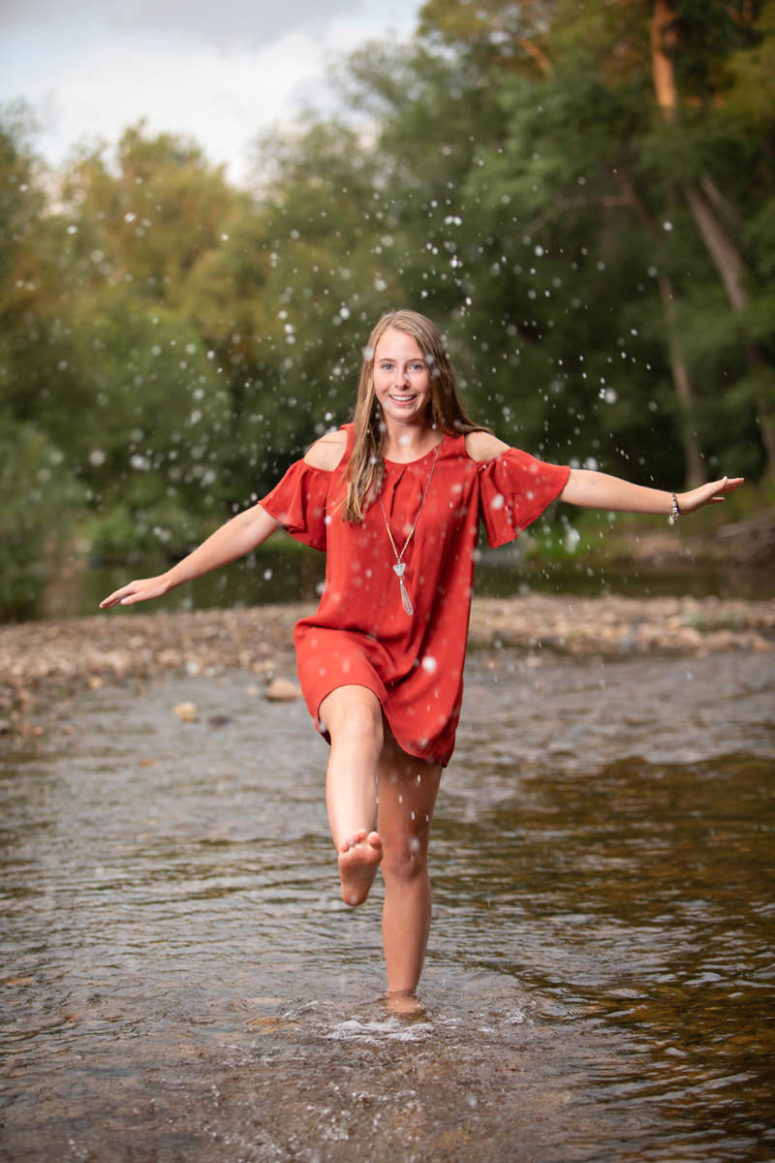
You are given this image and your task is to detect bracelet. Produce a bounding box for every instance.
[668,493,680,525]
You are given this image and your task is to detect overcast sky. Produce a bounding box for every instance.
[0,0,423,185]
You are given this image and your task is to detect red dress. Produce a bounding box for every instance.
[260,425,569,765]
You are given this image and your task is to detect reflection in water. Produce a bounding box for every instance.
[53,546,774,620]
[1,651,773,1161]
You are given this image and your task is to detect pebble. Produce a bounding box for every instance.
[172,702,198,723]
[207,714,233,728]
[264,678,303,702]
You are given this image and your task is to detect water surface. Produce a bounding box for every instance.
[1,650,773,1161]
[44,546,773,621]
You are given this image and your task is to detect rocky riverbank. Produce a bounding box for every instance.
[1,594,773,739]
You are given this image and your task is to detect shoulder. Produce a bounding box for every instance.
[464,430,512,463]
[303,428,348,471]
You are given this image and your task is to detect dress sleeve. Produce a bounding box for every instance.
[479,449,570,548]
[259,460,331,551]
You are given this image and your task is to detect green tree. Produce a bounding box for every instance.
[408,0,774,482]
[0,106,85,615]
[60,124,240,309]
[0,419,82,619]
[220,118,406,493]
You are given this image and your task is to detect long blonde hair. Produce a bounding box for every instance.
[343,310,485,523]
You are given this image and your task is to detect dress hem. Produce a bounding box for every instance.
[310,676,452,768]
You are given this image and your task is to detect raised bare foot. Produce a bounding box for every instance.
[338,830,383,906]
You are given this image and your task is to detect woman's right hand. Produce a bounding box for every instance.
[99,575,170,609]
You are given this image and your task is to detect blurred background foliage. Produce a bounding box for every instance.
[1,0,773,617]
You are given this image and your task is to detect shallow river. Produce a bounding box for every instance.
[1,648,774,1162]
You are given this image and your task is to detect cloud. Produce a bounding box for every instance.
[0,0,364,48]
[41,29,347,182]
[0,0,421,184]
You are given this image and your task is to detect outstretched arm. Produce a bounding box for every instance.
[462,431,743,518]
[559,469,743,517]
[99,503,281,609]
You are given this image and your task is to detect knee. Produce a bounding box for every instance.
[382,835,428,886]
[330,698,383,751]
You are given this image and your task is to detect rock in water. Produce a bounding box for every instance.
[172,702,198,722]
[264,678,302,702]
[207,714,233,729]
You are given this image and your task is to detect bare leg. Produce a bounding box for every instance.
[377,732,442,997]
[319,685,384,907]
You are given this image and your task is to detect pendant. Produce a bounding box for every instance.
[392,562,413,616]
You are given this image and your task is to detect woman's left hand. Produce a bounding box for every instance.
[678,476,745,515]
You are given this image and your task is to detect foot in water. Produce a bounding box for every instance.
[383,991,427,1019]
[338,830,383,906]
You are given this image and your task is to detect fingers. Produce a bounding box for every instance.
[720,476,744,493]
[99,586,135,609]
[709,476,744,502]
[679,475,744,514]
[99,579,157,609]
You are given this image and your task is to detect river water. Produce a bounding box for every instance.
[1,647,774,1161]
[56,548,772,620]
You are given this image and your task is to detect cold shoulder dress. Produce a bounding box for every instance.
[259,425,569,766]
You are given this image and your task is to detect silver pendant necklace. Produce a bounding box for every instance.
[377,441,441,616]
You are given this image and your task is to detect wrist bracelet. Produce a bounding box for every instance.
[668,493,680,525]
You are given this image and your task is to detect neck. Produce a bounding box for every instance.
[381,423,440,463]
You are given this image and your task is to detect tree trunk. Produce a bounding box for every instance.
[650,0,679,117]
[650,0,775,473]
[618,172,706,488]
[656,273,708,489]
[684,184,749,313]
[651,0,750,312]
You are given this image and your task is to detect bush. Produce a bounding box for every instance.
[0,419,82,619]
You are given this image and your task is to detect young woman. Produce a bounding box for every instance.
[100,309,742,1001]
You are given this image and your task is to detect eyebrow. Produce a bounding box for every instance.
[376,354,424,362]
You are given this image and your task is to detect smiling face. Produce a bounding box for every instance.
[372,327,432,430]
